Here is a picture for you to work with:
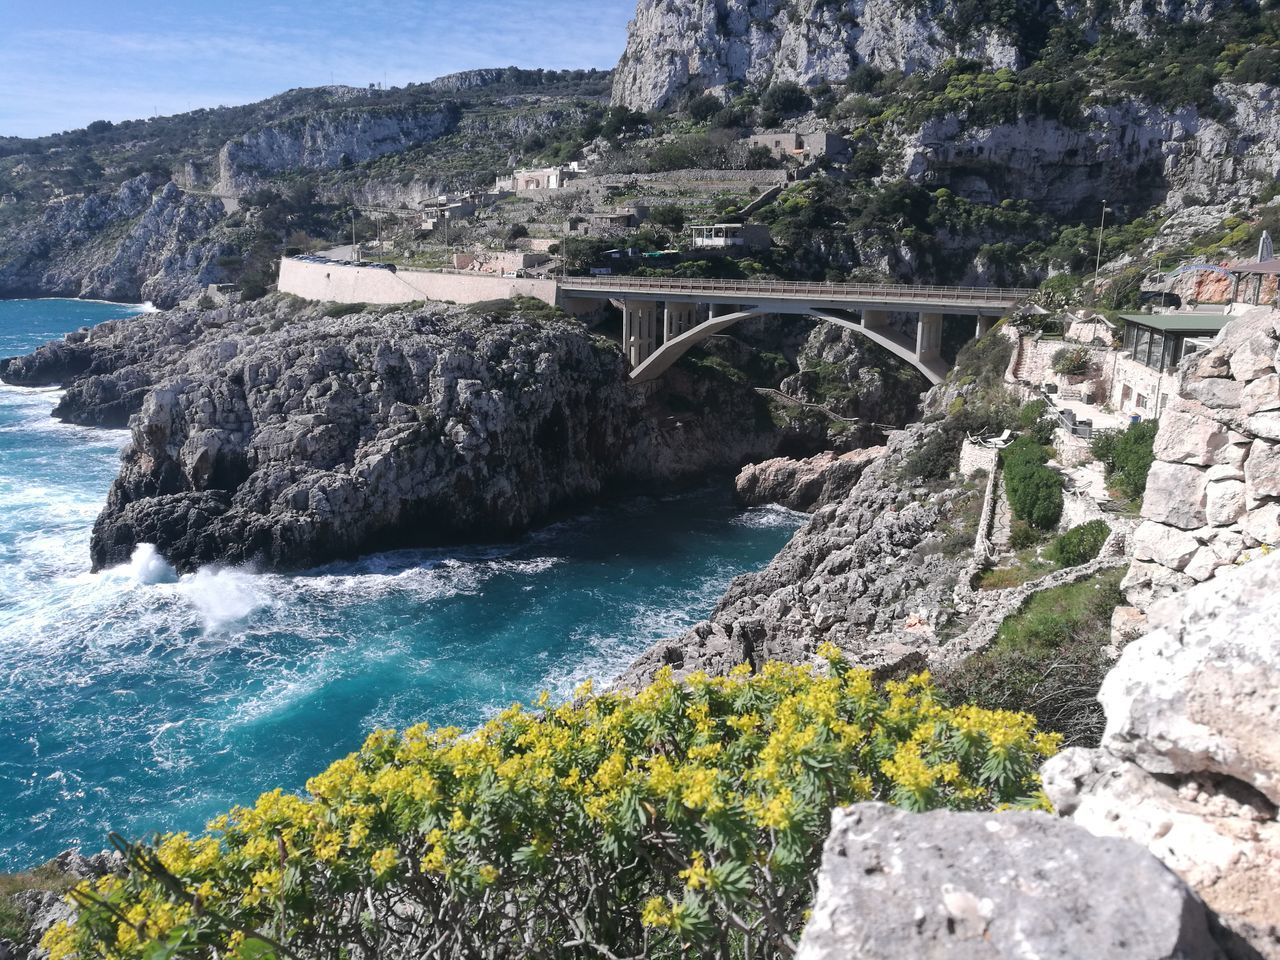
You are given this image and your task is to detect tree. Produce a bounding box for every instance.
[687,93,723,122]
[760,81,812,120]
[649,205,687,233]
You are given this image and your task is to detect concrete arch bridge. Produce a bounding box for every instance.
[557,277,1034,384]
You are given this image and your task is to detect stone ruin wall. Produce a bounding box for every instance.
[1123,305,1280,616]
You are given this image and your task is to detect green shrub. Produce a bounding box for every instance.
[1009,520,1042,551]
[1002,436,1064,530]
[321,302,366,318]
[938,569,1127,748]
[1048,520,1110,567]
[1091,421,1158,500]
[1050,346,1091,376]
[1017,399,1048,428]
[48,653,1057,960]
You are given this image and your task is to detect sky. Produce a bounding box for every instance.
[0,0,635,138]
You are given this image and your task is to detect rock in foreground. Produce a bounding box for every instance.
[797,803,1229,960]
[1044,550,1280,958]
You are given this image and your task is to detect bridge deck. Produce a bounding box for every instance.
[559,276,1033,312]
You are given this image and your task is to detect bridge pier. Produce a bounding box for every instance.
[862,308,890,330]
[622,299,660,366]
[664,303,699,342]
[917,311,944,362]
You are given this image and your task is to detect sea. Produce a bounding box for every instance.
[0,299,804,870]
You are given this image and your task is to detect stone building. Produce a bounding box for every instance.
[1107,312,1231,419]
[507,166,572,192]
[747,131,850,163]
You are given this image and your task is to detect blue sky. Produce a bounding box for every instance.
[0,0,635,138]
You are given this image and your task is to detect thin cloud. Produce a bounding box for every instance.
[0,0,634,137]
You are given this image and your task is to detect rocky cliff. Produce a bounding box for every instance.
[616,414,978,688]
[0,296,799,572]
[611,0,1244,111]
[0,176,230,307]
[215,103,460,195]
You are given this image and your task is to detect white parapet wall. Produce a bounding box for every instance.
[278,258,557,307]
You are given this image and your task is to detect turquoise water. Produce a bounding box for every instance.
[0,299,803,870]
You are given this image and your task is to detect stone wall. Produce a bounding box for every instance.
[277,258,557,306]
[1044,549,1280,958]
[1122,305,1280,610]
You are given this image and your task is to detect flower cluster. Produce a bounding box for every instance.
[47,646,1058,960]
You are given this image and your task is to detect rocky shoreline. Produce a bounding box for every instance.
[1,295,834,572]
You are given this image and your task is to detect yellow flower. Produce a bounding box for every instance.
[641,897,673,929]
[370,846,398,877]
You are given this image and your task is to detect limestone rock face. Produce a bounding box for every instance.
[734,447,884,511]
[1044,551,1280,955]
[2,296,792,573]
[0,176,230,308]
[215,103,459,194]
[797,803,1228,960]
[616,418,977,688]
[0,849,122,960]
[611,0,1240,112]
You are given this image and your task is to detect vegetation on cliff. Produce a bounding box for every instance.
[45,650,1056,960]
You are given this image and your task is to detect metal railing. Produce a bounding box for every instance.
[558,275,1035,306]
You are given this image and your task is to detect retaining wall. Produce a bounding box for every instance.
[278,258,557,306]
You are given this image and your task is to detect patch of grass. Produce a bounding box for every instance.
[0,863,78,942]
[938,568,1125,747]
[321,301,368,318]
[977,545,1058,590]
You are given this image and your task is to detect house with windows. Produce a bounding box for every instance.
[1108,312,1232,418]
[689,222,772,252]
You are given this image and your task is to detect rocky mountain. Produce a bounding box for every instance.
[612,0,1247,111]
[613,0,1278,219]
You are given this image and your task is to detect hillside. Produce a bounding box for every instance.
[0,69,612,306]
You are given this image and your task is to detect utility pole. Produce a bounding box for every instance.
[1093,200,1111,301]
[351,208,357,260]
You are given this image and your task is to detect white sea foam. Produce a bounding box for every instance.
[124,544,178,585]
[175,565,269,634]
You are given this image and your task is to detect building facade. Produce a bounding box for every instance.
[690,222,772,252]
[1108,312,1230,418]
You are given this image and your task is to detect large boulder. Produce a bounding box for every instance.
[734,447,885,512]
[1045,551,1280,956]
[797,803,1228,960]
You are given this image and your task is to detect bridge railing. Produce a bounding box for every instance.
[558,276,1035,304]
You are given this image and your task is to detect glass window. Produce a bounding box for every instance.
[1148,332,1165,371]
[1137,393,1148,409]
[1124,324,1136,353]
[1135,327,1151,365]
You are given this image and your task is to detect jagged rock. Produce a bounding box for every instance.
[616,419,977,688]
[1142,461,1210,530]
[3,296,794,572]
[1,850,122,960]
[734,447,885,511]
[797,803,1229,960]
[0,176,229,307]
[1044,551,1280,954]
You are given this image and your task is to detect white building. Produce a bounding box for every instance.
[690,223,772,252]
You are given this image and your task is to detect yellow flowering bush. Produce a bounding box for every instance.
[47,647,1058,960]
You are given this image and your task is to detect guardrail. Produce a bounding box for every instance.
[558,275,1035,305]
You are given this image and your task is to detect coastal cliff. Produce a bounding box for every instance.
[1,295,808,572]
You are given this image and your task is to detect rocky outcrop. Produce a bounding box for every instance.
[797,803,1233,960]
[612,0,1246,111]
[1121,306,1280,609]
[734,447,884,511]
[1043,550,1280,959]
[0,850,121,960]
[215,104,460,194]
[0,176,229,308]
[1,296,795,573]
[893,83,1280,216]
[616,418,976,688]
